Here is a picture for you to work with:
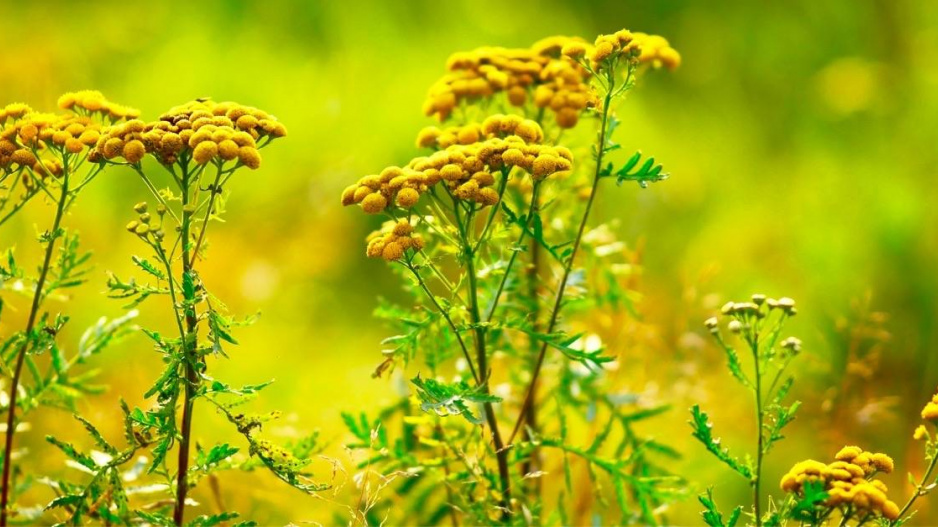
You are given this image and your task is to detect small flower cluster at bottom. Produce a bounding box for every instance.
[780,445,899,521]
[366,220,425,261]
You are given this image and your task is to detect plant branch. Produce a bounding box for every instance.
[508,85,615,445]
[1,165,71,526]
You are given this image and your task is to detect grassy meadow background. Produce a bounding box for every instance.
[2,0,938,524]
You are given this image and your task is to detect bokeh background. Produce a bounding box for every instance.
[2,0,938,524]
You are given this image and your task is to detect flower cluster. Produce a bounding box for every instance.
[124,201,166,241]
[920,389,938,422]
[563,30,681,72]
[57,90,140,121]
[780,446,899,521]
[92,100,286,168]
[1,94,136,176]
[342,115,571,215]
[423,36,593,126]
[532,58,597,128]
[0,103,32,126]
[704,295,798,338]
[365,219,426,261]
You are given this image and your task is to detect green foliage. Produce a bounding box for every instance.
[786,480,829,524]
[691,297,802,527]
[699,488,742,527]
[338,37,683,525]
[689,405,752,479]
[411,376,501,424]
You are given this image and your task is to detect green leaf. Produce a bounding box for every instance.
[46,436,97,470]
[131,255,166,280]
[74,415,118,455]
[199,443,239,466]
[45,494,83,511]
[187,512,240,527]
[698,488,741,527]
[410,376,501,425]
[787,479,828,522]
[522,329,614,368]
[689,405,752,479]
[611,151,669,188]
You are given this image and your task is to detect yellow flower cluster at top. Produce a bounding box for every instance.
[423,31,680,129]
[563,30,680,72]
[365,219,426,261]
[780,446,899,521]
[57,90,140,121]
[423,36,595,128]
[1,93,138,177]
[92,100,286,169]
[341,114,572,216]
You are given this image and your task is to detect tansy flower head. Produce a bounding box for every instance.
[58,90,141,120]
[423,37,592,129]
[0,96,138,171]
[93,99,283,170]
[365,220,425,261]
[343,115,571,220]
[781,446,900,521]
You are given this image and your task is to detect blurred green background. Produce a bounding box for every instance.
[2,0,938,524]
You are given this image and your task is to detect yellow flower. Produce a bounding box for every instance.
[922,401,938,421]
[382,242,404,261]
[122,140,146,163]
[193,141,218,164]
[238,147,262,169]
[361,193,388,214]
[781,447,900,521]
[395,188,420,208]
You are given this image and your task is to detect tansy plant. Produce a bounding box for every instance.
[340,30,680,524]
[0,92,139,525]
[693,295,803,527]
[695,297,938,527]
[773,390,938,526]
[41,99,326,526]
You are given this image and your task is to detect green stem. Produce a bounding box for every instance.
[464,247,512,521]
[173,166,200,526]
[508,86,615,445]
[753,337,764,527]
[892,450,938,525]
[404,262,479,384]
[472,168,510,254]
[484,183,541,322]
[191,164,225,261]
[1,165,70,526]
[520,185,543,494]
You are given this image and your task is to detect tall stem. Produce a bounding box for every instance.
[893,452,938,524]
[520,188,542,492]
[465,250,512,520]
[753,343,764,527]
[405,263,480,384]
[508,88,615,444]
[173,168,200,526]
[1,167,70,526]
